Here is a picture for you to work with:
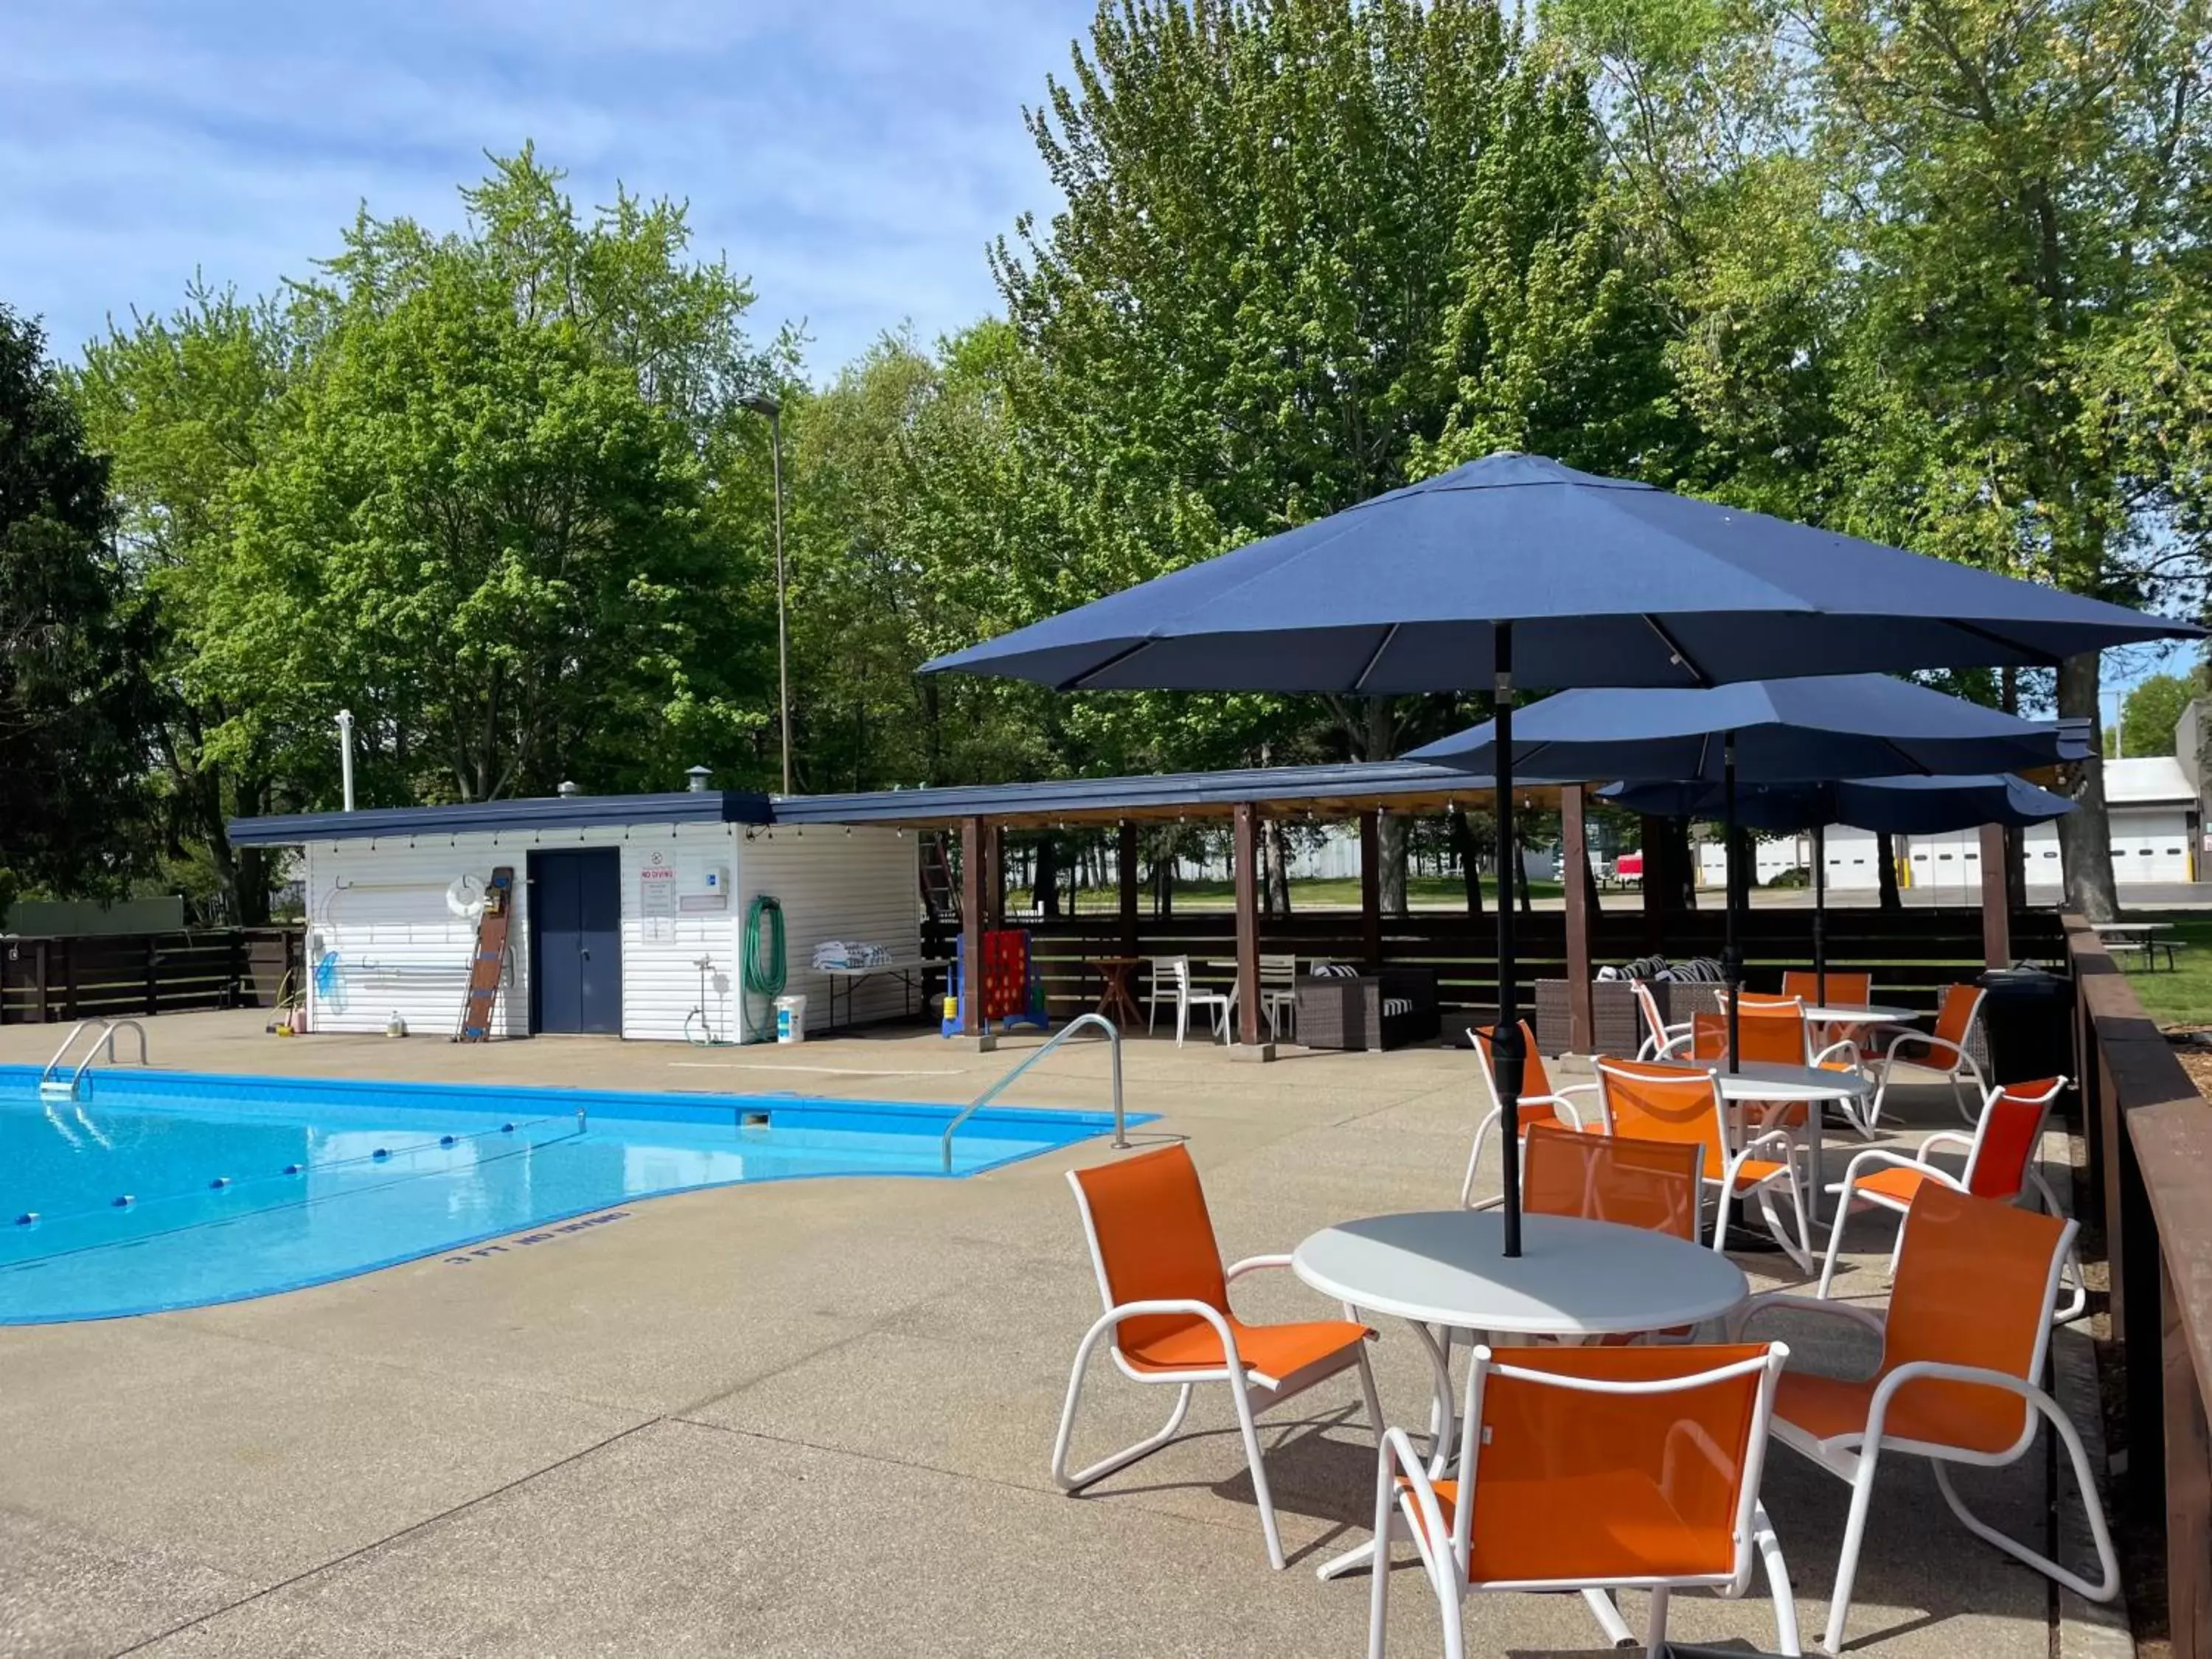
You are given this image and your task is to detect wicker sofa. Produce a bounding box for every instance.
[1295,967,1441,1051]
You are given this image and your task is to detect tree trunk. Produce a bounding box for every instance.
[1377,810,1409,914]
[1447,805,1485,916]
[1152,829,1175,919]
[1033,833,1061,918]
[1265,819,1293,916]
[2056,652,2121,921]
[1876,831,1902,912]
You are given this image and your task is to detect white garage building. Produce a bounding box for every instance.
[229,784,919,1041]
[1694,756,2197,895]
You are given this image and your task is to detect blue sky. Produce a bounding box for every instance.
[0,0,1091,375]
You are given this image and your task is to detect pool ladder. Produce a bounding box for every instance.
[38,1019,150,1103]
[941,1013,1127,1173]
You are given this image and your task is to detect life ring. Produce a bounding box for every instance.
[446,874,488,919]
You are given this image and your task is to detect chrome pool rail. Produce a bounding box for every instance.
[942,1013,1127,1172]
[38,1018,151,1102]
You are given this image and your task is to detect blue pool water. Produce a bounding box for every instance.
[0,1067,1141,1324]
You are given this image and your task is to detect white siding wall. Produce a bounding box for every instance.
[617,825,745,1043]
[735,825,919,1034]
[304,836,530,1037]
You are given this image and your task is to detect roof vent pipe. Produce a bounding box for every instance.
[557,781,581,798]
[686,765,713,793]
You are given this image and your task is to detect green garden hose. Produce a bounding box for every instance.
[741,894,787,1043]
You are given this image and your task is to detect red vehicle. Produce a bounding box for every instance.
[1613,850,1644,883]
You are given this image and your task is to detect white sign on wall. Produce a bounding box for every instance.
[640,857,678,919]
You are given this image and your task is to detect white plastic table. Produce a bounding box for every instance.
[1293,1210,1748,1607]
[1800,1002,1916,1026]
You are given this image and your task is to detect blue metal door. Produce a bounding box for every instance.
[529,848,622,1034]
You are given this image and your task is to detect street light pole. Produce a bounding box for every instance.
[744,392,793,795]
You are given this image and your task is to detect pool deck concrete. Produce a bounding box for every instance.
[0,1012,2121,1658]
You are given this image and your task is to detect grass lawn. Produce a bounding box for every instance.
[1051,874,1565,912]
[2110,910,2212,1028]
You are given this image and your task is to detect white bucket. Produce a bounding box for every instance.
[774,994,808,1043]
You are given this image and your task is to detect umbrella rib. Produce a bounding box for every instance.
[1938,616,2051,665]
[1059,639,1156,692]
[1351,624,1401,692]
[1877,735,1939,776]
[1641,616,1717,686]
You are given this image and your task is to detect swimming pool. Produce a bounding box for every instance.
[0,1068,1140,1324]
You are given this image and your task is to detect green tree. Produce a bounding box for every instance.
[990,0,1668,899]
[74,283,302,922]
[0,305,157,913]
[2118,668,2208,759]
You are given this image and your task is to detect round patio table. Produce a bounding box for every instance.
[1658,1058,1876,1224]
[1799,1001,1915,1026]
[1293,1209,1748,1614]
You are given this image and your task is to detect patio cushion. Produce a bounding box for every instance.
[1121,1315,1370,1386]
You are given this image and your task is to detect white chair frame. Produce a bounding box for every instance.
[1052,1171,1382,1571]
[1369,1343,1800,1659]
[1596,1060,1817,1270]
[1145,955,1231,1046]
[1655,996,1859,1204]
[1459,1025,1600,1209]
[1735,1214,2119,1652]
[1855,986,1989,1135]
[1817,1077,2085,1319]
[1632,979,1690,1062]
[1259,953,1299,1041]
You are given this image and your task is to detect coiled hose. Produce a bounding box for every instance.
[741,894,787,1043]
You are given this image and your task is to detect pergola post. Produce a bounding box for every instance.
[1641,813,1670,953]
[1232,803,1271,1057]
[959,815,986,1037]
[985,821,1006,929]
[1359,810,1382,969]
[1562,785,1595,1053]
[1980,821,2011,970]
[1117,819,1139,956]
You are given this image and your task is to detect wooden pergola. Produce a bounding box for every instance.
[778,762,2020,1054]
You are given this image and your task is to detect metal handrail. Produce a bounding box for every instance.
[38,1018,150,1099]
[941,1012,1127,1172]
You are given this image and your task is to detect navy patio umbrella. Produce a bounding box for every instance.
[1598,771,2076,998]
[922,453,2194,1257]
[1407,677,2090,1060]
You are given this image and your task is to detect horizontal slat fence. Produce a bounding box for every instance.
[1024,906,2060,1026]
[0,929,302,1024]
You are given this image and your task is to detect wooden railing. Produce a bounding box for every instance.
[1016,905,2063,1026]
[0,928,301,1024]
[2069,915,2212,1657]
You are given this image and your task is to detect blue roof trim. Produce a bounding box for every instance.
[226,762,1512,844]
[766,759,1501,825]
[227,790,776,846]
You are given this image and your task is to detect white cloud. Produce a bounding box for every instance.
[0,0,1089,374]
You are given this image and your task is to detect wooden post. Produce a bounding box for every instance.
[984,822,1005,931]
[1117,819,1139,957]
[1562,785,1595,1053]
[35,939,50,1023]
[1641,815,1668,953]
[959,815,985,1037]
[1233,803,1267,1053]
[1979,822,2011,970]
[1359,810,1382,969]
[2166,1261,2212,1659]
[144,935,159,1017]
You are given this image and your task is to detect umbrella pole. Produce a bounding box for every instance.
[1493,625,1523,1259]
[1724,734,1742,1074]
[1812,822,1827,1004]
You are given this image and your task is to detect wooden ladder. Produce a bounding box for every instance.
[919,834,960,925]
[454,866,516,1043]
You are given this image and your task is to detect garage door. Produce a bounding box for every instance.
[2112,810,2194,884]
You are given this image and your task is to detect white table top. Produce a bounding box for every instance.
[2092,920,2171,934]
[1662,1058,1873,1101]
[814,956,949,976]
[1801,1002,1916,1024]
[1291,1211,1748,1337]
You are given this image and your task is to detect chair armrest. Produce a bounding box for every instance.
[1914,1130,1976,1162]
[1824,1146,1961,1197]
[1867,1360,2046,1448]
[1727,1290,1888,1341]
[1082,1297,1248,1372]
[1812,1038,1862,1070]
[1657,1031,1695,1059]
[1224,1253,1294,1282]
[1739,1128,1798,1165]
